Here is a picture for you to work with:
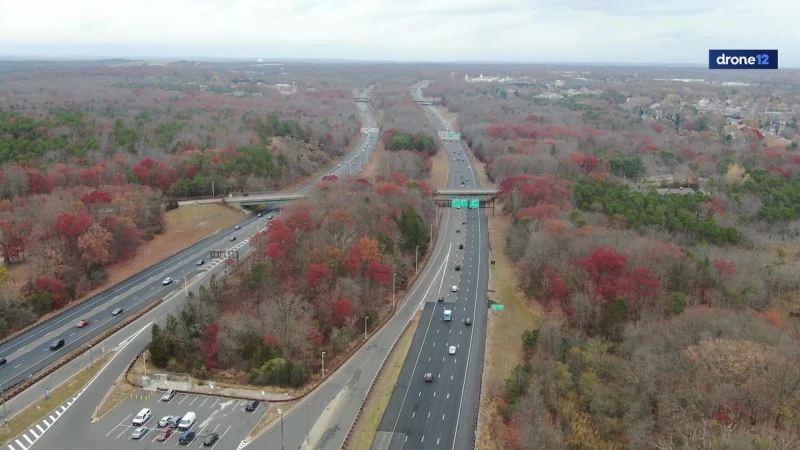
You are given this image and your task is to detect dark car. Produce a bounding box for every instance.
[455,228,460,233]
[424,373,433,382]
[0,357,6,366]
[245,400,259,412]
[49,339,65,350]
[179,430,195,444]
[161,389,177,402]
[465,318,472,326]
[437,296,444,302]
[455,264,461,271]
[168,416,182,428]
[203,432,219,446]
[459,244,464,250]
[111,307,124,316]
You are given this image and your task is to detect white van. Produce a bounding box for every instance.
[178,412,196,431]
[443,310,453,321]
[132,408,151,426]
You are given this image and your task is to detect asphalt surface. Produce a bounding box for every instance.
[372,98,488,450]
[0,94,378,395]
[7,91,378,450]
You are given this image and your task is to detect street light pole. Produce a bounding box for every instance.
[392,273,397,315]
[278,408,284,450]
[321,352,326,379]
[305,403,310,445]
[182,276,188,298]
[415,246,419,273]
[365,316,369,339]
[88,344,93,368]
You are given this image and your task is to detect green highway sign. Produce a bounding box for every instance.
[468,199,480,209]
[491,304,504,310]
[446,132,462,138]
[451,199,468,208]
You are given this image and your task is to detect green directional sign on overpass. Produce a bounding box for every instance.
[451,199,468,208]
[446,132,462,138]
[468,199,480,209]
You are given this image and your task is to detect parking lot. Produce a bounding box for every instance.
[89,390,267,449]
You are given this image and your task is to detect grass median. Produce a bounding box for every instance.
[0,352,112,446]
[346,311,421,450]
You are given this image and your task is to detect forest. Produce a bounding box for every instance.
[428,69,800,448]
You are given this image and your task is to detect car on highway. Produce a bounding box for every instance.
[111,307,124,316]
[76,319,90,328]
[229,236,236,241]
[162,389,177,402]
[465,318,472,326]
[462,220,467,225]
[203,432,219,446]
[162,277,173,285]
[234,225,241,230]
[437,296,444,302]
[49,339,65,350]
[455,264,461,271]
[179,430,196,444]
[424,373,433,382]
[451,285,458,292]
[158,415,172,427]
[449,345,457,355]
[132,408,152,426]
[456,228,460,233]
[131,427,148,439]
[196,259,205,266]
[459,244,464,250]
[167,416,182,428]
[267,214,273,220]
[245,399,259,411]
[0,357,6,366]
[156,427,173,441]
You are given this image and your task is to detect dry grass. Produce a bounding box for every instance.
[246,399,297,441]
[93,379,136,421]
[429,148,450,188]
[476,214,542,450]
[346,311,421,450]
[361,143,387,179]
[0,352,111,446]
[435,107,460,132]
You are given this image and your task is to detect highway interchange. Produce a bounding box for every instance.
[2,84,488,450]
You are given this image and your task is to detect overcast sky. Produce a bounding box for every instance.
[3,0,799,66]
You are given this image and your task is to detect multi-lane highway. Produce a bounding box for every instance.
[372,94,488,450]
[2,91,379,450]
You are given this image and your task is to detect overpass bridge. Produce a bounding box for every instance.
[195,187,498,208]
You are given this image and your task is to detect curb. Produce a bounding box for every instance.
[0,297,163,403]
[340,317,414,449]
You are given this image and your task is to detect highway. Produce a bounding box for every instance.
[1,91,379,449]
[372,88,488,450]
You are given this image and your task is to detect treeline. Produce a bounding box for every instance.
[148,174,436,386]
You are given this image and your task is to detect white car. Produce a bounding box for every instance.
[161,277,173,286]
[448,346,457,355]
[451,285,458,292]
[132,408,152,426]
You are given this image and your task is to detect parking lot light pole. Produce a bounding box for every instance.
[321,352,326,379]
[278,408,284,450]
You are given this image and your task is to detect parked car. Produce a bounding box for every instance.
[161,389,177,402]
[156,427,173,441]
[158,416,172,427]
[167,416,182,428]
[76,319,89,328]
[131,427,148,440]
[449,345,457,355]
[49,339,65,350]
[178,412,196,431]
[203,432,219,446]
[162,277,173,285]
[424,373,433,382]
[245,400,259,412]
[111,307,124,316]
[196,259,205,266]
[179,430,196,444]
[132,408,152,426]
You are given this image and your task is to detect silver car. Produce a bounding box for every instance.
[131,427,147,439]
[158,416,172,427]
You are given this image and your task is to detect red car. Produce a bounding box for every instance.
[156,428,172,441]
[76,319,89,328]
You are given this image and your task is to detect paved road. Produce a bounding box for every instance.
[372,101,487,450]
[0,93,378,398]
[8,91,378,450]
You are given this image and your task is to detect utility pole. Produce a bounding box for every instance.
[393,273,397,315]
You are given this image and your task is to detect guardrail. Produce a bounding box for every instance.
[1,297,164,403]
[340,317,414,449]
[472,297,490,450]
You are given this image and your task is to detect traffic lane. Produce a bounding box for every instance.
[92,391,260,450]
[0,215,264,387]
